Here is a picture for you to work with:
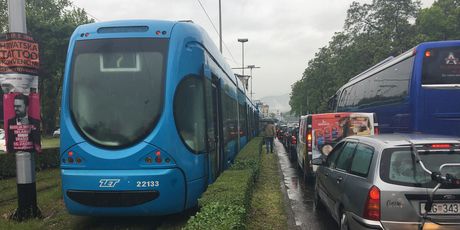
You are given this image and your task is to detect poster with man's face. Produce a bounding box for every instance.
[4,93,41,153]
[0,32,41,153]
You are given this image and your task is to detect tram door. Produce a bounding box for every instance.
[204,73,223,183]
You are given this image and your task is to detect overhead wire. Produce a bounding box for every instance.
[195,0,239,65]
[72,2,100,22]
[85,11,100,22]
[75,1,239,65]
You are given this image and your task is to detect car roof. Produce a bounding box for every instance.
[345,133,460,147]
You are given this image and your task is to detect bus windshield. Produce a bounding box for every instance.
[422,46,460,85]
[70,38,168,148]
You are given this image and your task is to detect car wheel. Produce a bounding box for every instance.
[340,211,349,230]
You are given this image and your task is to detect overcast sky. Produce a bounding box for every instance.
[72,0,435,99]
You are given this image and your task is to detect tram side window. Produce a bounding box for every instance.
[239,102,247,137]
[222,89,238,144]
[174,76,206,153]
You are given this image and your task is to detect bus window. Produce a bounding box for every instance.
[422,47,460,85]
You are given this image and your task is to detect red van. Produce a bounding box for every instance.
[296,112,378,181]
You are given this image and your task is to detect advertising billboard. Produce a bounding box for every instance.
[0,32,40,153]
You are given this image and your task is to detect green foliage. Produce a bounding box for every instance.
[184,138,262,230]
[416,0,460,41]
[231,137,262,177]
[198,169,253,209]
[0,148,59,179]
[289,0,460,115]
[0,0,6,32]
[184,202,246,230]
[0,153,15,178]
[0,0,94,134]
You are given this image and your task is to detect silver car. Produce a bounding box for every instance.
[313,134,460,230]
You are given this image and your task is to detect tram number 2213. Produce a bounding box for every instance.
[136,180,160,188]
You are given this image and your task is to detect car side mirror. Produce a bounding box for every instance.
[312,157,325,166]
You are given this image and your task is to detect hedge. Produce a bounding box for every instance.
[184,137,262,230]
[0,148,60,179]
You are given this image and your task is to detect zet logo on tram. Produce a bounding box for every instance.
[99,179,121,188]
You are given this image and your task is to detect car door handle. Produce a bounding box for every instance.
[336,176,343,183]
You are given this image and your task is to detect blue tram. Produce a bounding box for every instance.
[60,20,258,215]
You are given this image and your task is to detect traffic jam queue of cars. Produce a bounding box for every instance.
[287,113,460,230]
[287,41,460,229]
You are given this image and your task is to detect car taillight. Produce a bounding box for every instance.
[374,126,379,135]
[430,144,451,149]
[363,186,380,221]
[291,136,297,144]
[307,130,312,152]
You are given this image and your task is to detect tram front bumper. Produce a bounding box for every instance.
[61,168,186,216]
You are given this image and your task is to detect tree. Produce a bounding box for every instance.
[0,0,6,32]
[416,0,460,41]
[345,0,421,55]
[290,0,422,115]
[0,0,93,134]
[289,79,307,115]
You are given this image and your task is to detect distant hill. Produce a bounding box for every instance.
[259,94,291,113]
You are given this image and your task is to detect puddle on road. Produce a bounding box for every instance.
[275,140,337,230]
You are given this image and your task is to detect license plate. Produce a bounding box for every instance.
[420,202,460,215]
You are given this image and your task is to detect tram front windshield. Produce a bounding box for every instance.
[70,38,168,148]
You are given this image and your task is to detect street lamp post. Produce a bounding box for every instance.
[237,38,248,77]
[218,0,222,53]
[247,65,260,100]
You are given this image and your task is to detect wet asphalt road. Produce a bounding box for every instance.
[274,140,338,230]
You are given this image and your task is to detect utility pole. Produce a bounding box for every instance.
[218,0,222,53]
[8,0,27,32]
[247,65,260,101]
[237,38,248,77]
[7,0,41,221]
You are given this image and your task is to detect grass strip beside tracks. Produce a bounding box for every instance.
[247,148,288,230]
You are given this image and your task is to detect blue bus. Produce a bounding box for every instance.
[330,40,460,136]
[60,20,258,216]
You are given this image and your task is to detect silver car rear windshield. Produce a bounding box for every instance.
[380,148,460,188]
